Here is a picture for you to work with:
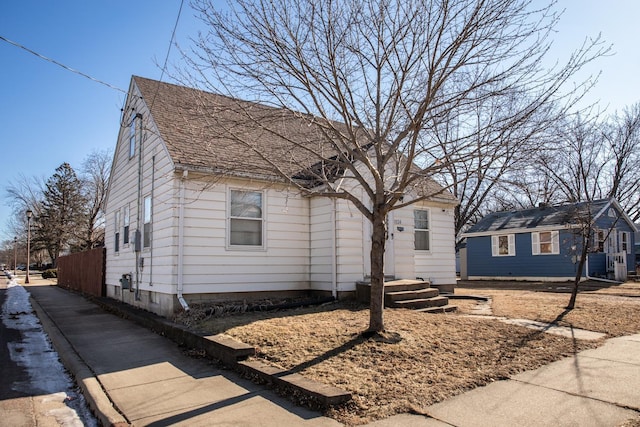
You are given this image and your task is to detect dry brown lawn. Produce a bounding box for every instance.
[179,280,640,425]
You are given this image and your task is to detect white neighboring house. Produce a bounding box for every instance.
[104,76,458,317]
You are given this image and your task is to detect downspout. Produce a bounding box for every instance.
[148,154,155,287]
[331,198,337,299]
[177,170,190,311]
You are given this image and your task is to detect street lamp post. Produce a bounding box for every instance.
[13,236,17,277]
[26,209,32,284]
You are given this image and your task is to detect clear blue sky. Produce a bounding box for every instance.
[1,1,639,240]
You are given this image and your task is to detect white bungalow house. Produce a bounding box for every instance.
[104,76,458,317]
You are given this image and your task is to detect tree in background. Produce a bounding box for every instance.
[32,163,87,267]
[4,151,111,265]
[600,103,640,222]
[184,0,604,333]
[79,149,112,249]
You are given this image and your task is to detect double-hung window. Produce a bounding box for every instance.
[143,196,152,248]
[129,116,137,158]
[620,231,630,252]
[123,205,130,245]
[414,210,430,251]
[532,231,559,255]
[593,229,605,252]
[114,210,120,253]
[229,189,263,247]
[491,234,515,256]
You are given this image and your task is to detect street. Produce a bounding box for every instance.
[0,273,97,426]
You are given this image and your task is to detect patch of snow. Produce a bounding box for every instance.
[1,278,98,426]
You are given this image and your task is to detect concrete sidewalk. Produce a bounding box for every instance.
[25,280,640,427]
[369,336,640,427]
[27,282,340,426]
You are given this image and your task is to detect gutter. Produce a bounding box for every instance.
[177,170,190,311]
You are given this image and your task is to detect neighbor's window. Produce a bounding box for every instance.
[123,205,130,245]
[491,234,515,256]
[114,210,120,253]
[129,116,137,158]
[229,189,263,247]
[620,231,630,252]
[532,231,559,255]
[594,229,605,252]
[143,196,152,248]
[414,210,430,251]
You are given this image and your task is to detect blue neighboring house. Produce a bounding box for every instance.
[462,199,637,282]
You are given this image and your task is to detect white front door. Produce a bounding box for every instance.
[362,212,395,279]
[385,212,395,278]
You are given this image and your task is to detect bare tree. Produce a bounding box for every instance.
[184,0,605,333]
[79,149,112,248]
[4,173,46,239]
[601,103,640,222]
[430,90,562,239]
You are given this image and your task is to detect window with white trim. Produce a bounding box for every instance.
[114,210,120,253]
[593,229,605,252]
[229,189,263,247]
[491,234,515,256]
[129,116,137,158]
[532,231,559,255]
[414,209,430,251]
[123,205,130,245]
[143,196,152,248]
[620,231,630,252]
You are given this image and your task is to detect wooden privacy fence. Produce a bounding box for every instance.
[57,247,106,297]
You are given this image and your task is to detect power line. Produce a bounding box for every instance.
[0,34,127,94]
[149,0,185,111]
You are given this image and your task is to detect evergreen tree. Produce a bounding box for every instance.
[34,163,87,267]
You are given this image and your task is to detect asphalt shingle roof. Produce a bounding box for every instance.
[464,199,612,234]
[132,76,456,202]
[134,76,336,180]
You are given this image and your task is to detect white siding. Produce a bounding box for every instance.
[180,179,311,294]
[335,199,366,290]
[106,83,457,312]
[413,203,457,285]
[309,197,333,291]
[105,83,177,301]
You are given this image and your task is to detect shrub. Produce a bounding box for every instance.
[42,269,57,279]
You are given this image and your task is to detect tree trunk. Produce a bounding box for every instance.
[368,209,387,333]
[568,236,589,309]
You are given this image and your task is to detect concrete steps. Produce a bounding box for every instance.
[387,295,449,310]
[356,279,457,314]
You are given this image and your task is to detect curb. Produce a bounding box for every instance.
[90,295,352,408]
[29,296,130,427]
